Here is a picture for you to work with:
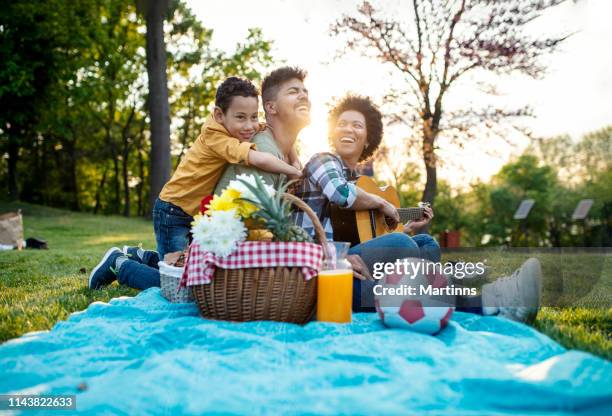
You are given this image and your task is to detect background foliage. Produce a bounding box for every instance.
[387,127,611,247]
[0,0,273,216]
[0,0,609,247]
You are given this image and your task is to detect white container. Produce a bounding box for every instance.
[159,261,194,303]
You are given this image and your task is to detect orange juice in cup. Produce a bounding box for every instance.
[317,242,353,323]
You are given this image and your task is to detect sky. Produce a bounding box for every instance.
[185,0,612,187]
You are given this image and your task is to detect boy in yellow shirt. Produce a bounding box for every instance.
[89,75,301,290]
[154,76,301,258]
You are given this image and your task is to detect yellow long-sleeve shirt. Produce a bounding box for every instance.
[159,115,256,216]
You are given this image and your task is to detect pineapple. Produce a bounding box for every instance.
[237,176,314,243]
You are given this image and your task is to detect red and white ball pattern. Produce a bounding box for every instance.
[374,258,454,335]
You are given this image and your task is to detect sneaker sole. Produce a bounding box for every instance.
[89,247,120,289]
[522,258,543,320]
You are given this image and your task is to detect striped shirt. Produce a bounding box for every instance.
[292,152,359,240]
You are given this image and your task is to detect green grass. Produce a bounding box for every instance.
[1,201,610,360]
[444,248,611,359]
[0,201,147,341]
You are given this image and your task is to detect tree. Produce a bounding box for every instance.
[373,142,419,189]
[428,180,470,237]
[0,0,65,199]
[85,0,147,216]
[1,0,273,215]
[474,154,559,246]
[331,0,570,205]
[527,134,578,185]
[139,0,172,215]
[575,126,612,183]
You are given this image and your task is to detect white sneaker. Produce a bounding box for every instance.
[481,258,542,323]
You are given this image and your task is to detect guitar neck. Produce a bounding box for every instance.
[330,175,429,245]
[398,207,424,223]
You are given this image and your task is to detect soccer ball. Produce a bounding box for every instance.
[374,258,454,335]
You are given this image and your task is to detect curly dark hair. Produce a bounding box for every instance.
[215,77,259,113]
[261,66,307,104]
[328,95,383,162]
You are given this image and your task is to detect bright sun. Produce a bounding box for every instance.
[297,105,329,164]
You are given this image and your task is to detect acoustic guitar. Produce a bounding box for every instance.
[330,176,428,246]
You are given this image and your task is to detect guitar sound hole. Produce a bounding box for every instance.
[384,217,394,228]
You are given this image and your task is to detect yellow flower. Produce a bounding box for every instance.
[207,187,259,219]
[235,199,258,218]
[207,189,240,213]
[224,188,241,200]
[191,213,203,227]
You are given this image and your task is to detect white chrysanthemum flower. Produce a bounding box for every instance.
[228,173,275,203]
[211,209,240,228]
[191,215,213,244]
[214,236,238,258]
[191,209,246,257]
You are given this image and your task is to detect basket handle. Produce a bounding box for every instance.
[282,193,330,260]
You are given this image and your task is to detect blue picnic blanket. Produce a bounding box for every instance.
[1,288,610,415]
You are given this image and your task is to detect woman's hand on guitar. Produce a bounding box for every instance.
[347,254,373,281]
[379,201,400,230]
[403,206,434,234]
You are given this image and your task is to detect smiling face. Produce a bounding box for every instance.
[265,78,311,129]
[331,110,368,162]
[213,95,260,142]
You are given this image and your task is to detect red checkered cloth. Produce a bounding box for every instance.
[180,241,324,287]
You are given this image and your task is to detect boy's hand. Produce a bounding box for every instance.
[287,167,304,180]
[291,159,302,170]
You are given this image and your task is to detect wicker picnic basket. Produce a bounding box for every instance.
[191,193,329,324]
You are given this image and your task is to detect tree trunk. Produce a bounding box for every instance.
[41,137,48,205]
[33,137,40,201]
[122,147,130,217]
[7,138,19,200]
[422,164,437,204]
[121,107,136,217]
[136,119,146,217]
[137,148,145,217]
[145,0,171,216]
[67,140,80,211]
[421,137,437,204]
[94,168,108,215]
[67,128,80,211]
[549,219,562,247]
[113,153,121,214]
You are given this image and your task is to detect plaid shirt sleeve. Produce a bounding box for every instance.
[305,153,357,208]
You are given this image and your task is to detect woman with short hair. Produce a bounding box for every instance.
[294,95,439,311]
[294,95,542,322]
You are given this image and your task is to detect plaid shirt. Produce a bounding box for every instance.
[292,152,359,241]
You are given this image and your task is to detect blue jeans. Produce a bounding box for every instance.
[347,232,440,312]
[153,198,193,260]
[117,254,161,290]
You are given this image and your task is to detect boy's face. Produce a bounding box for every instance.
[214,96,259,141]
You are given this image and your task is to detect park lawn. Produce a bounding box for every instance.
[0,201,146,342]
[0,201,610,360]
